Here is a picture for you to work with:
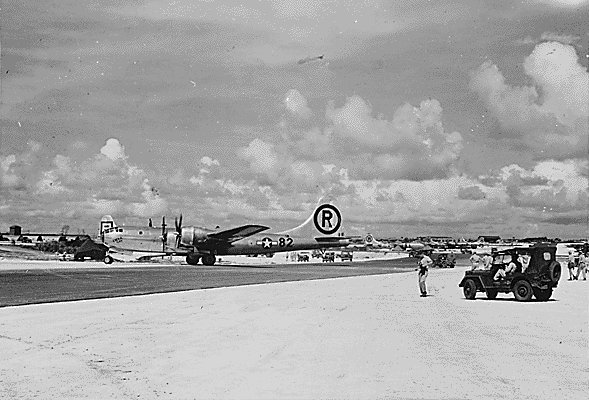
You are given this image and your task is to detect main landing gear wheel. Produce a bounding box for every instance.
[513,280,533,302]
[104,255,114,264]
[186,254,200,266]
[463,279,477,300]
[202,254,216,266]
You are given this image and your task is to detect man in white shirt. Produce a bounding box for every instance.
[575,252,587,280]
[567,249,577,280]
[481,253,493,271]
[469,253,481,271]
[418,253,433,297]
[494,255,518,281]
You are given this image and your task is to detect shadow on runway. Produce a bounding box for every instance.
[0,258,412,307]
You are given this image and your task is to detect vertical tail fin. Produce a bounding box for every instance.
[99,215,116,242]
[275,203,343,237]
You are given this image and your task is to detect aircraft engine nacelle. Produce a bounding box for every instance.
[179,227,209,246]
[408,242,425,251]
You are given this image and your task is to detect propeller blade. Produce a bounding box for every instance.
[161,216,167,251]
[174,214,183,249]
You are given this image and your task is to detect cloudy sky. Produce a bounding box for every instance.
[1,0,588,239]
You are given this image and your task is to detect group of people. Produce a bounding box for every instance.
[469,252,493,271]
[567,249,587,281]
[469,251,530,281]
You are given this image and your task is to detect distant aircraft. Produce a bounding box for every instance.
[297,54,324,65]
[362,234,393,252]
[100,203,350,265]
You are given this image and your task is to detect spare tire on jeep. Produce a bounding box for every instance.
[547,261,561,284]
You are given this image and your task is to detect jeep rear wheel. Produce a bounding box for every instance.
[513,280,533,302]
[485,289,498,299]
[463,279,477,300]
[533,287,552,301]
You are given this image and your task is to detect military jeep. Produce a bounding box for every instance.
[458,243,561,301]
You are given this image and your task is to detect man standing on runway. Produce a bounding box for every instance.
[418,252,433,297]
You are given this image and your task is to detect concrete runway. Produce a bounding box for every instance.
[0,258,434,307]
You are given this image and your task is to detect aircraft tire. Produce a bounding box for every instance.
[186,254,200,265]
[104,255,114,264]
[202,254,216,266]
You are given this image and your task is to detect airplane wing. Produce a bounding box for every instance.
[208,224,270,243]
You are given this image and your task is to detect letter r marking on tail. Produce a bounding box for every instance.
[313,204,341,235]
[322,209,333,228]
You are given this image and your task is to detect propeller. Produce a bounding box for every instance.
[174,214,183,248]
[161,216,167,252]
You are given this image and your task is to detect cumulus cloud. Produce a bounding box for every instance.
[0,141,44,191]
[100,138,128,161]
[284,89,312,120]
[326,96,463,180]
[127,179,168,217]
[237,138,281,184]
[530,0,589,7]
[516,32,581,46]
[470,41,588,159]
[481,161,588,212]
[1,138,171,222]
[200,156,220,167]
[458,186,486,200]
[238,90,464,190]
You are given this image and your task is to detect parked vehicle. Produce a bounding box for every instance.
[433,252,455,268]
[297,252,310,262]
[458,243,561,301]
[322,251,335,262]
[338,250,353,261]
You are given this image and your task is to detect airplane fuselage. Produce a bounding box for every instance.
[103,228,348,254]
[102,226,176,254]
[209,233,348,256]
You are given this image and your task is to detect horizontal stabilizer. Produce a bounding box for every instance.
[314,236,350,243]
[208,224,270,243]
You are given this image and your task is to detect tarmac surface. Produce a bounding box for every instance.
[0,257,428,307]
[0,255,586,400]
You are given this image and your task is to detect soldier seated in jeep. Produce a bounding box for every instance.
[493,252,520,281]
[459,243,561,302]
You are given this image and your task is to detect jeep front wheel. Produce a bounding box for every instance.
[513,280,533,302]
[533,287,552,302]
[485,289,498,300]
[463,279,477,300]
